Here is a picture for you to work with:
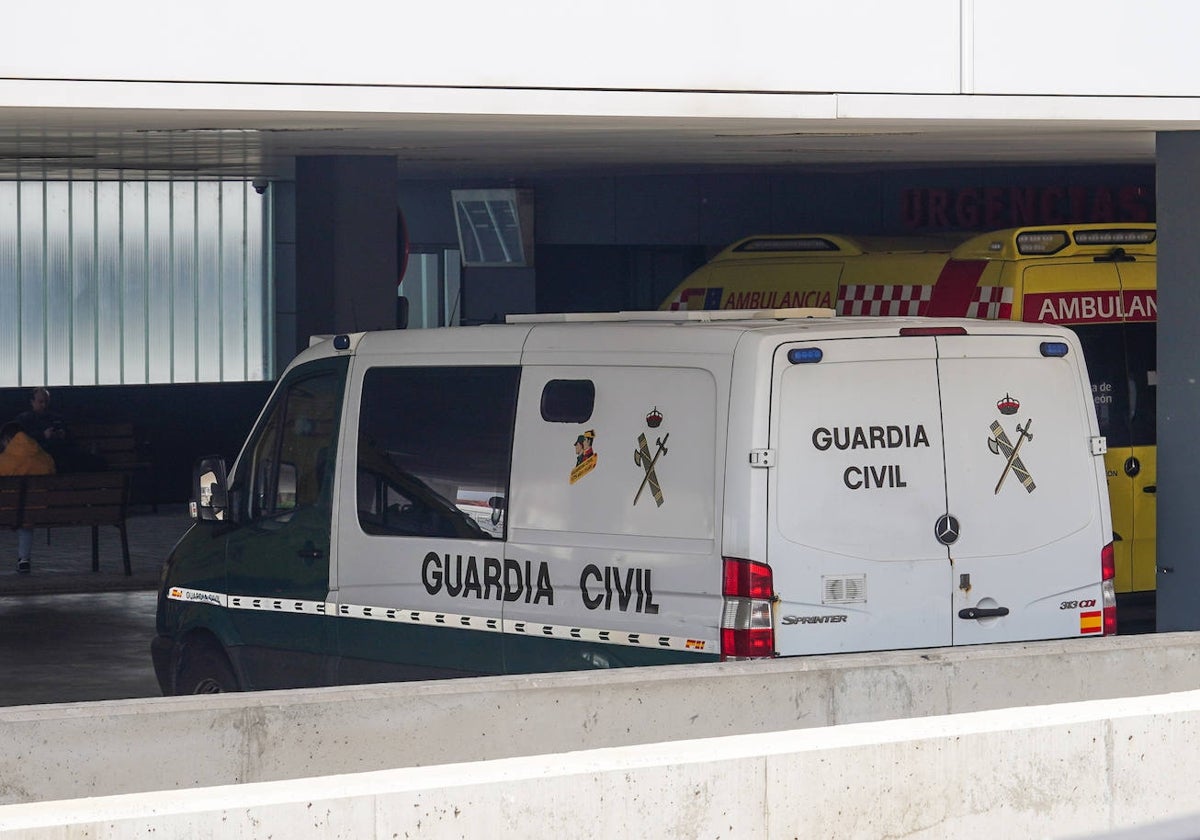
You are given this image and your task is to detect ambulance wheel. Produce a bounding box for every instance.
[176,642,239,695]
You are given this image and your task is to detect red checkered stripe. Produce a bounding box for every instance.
[837,284,931,316]
[966,286,1014,320]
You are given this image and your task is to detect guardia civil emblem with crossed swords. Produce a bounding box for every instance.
[988,393,1036,495]
[634,407,668,507]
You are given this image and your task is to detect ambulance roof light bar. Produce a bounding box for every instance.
[1074,229,1156,247]
[1014,231,1069,255]
[954,224,1156,261]
[1013,227,1157,256]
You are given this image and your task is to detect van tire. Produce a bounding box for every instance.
[176,643,240,695]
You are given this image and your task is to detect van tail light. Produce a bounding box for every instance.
[721,557,775,659]
[1101,542,1117,636]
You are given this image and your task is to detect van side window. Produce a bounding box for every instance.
[541,379,594,423]
[239,362,347,521]
[356,366,519,539]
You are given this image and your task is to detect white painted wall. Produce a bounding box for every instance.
[970,1,1200,96]
[6,1,962,92]
[4,1,1199,101]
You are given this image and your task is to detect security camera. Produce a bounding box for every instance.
[252,179,269,195]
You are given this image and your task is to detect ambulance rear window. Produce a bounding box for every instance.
[735,237,839,253]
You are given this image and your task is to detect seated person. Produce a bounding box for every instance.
[0,420,56,574]
[15,387,103,472]
[16,387,67,459]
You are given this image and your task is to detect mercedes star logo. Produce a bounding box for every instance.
[934,513,960,545]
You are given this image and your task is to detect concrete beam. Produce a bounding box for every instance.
[4,688,1200,838]
[3,632,1200,806]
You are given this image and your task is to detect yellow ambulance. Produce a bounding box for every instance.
[662,224,1157,604]
[662,234,965,314]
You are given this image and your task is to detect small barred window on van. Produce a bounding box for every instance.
[541,380,595,423]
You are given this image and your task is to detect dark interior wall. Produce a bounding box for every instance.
[295,156,399,357]
[398,164,1156,315]
[459,266,537,324]
[401,165,1155,246]
[1,382,275,505]
[534,245,708,314]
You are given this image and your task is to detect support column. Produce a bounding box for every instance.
[1153,132,1200,631]
[294,156,398,357]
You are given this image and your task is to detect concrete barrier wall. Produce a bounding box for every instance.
[4,689,1200,839]
[2,632,1199,806]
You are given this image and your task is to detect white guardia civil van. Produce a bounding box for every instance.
[153,309,1115,694]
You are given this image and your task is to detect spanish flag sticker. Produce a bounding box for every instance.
[1080,610,1103,635]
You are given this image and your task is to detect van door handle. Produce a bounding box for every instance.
[1143,485,1156,494]
[958,606,1010,620]
[297,542,323,564]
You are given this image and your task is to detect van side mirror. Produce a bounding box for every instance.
[277,462,298,511]
[192,456,228,522]
[489,495,506,526]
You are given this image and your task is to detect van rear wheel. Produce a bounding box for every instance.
[176,643,239,695]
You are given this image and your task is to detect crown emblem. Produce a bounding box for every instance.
[646,407,663,428]
[996,393,1019,415]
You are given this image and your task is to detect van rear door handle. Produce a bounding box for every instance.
[958,606,1010,620]
[1143,485,1156,494]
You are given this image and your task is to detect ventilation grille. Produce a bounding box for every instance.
[823,574,866,605]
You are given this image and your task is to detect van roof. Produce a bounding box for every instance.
[297,314,1082,370]
[950,222,1157,261]
[506,307,836,324]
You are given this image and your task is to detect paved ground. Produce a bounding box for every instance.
[0,505,192,597]
[0,590,162,706]
[0,507,192,706]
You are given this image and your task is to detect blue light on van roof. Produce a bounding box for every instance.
[788,347,823,364]
[1040,341,1069,357]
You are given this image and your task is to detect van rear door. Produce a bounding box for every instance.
[938,332,1107,644]
[768,335,952,655]
[768,328,1107,655]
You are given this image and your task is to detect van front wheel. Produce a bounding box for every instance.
[176,643,239,695]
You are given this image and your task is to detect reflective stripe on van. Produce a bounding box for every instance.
[167,588,717,654]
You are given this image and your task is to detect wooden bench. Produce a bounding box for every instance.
[0,472,132,575]
[71,422,152,473]
[70,422,155,511]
